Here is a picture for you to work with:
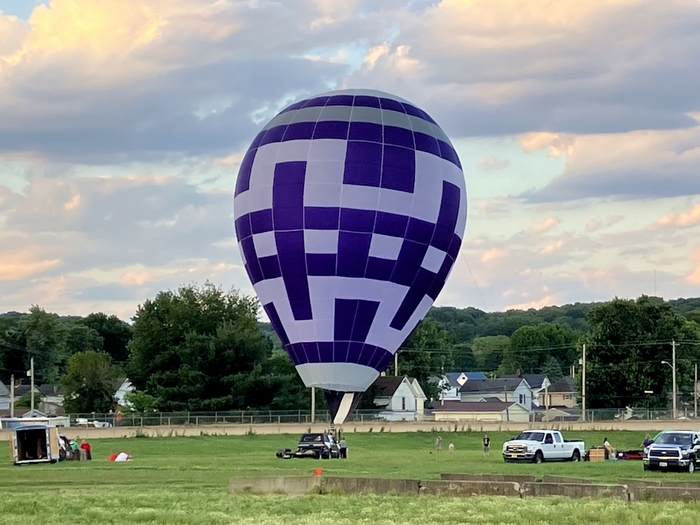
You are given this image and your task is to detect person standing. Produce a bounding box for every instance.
[435,436,442,455]
[448,442,455,455]
[339,438,347,459]
[483,434,490,456]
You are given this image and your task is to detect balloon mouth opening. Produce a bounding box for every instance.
[323,391,364,425]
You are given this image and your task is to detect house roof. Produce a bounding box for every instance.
[0,382,9,396]
[13,385,40,398]
[548,376,576,393]
[458,378,524,393]
[407,378,427,400]
[38,384,64,396]
[372,376,405,397]
[432,400,521,412]
[444,372,487,387]
[503,374,549,389]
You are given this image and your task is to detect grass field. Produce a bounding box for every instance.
[2,430,700,524]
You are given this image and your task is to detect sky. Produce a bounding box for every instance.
[0,0,699,320]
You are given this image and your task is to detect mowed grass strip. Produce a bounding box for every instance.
[2,430,700,524]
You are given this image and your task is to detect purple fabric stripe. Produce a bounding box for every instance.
[334,299,359,341]
[250,209,273,234]
[234,148,257,196]
[430,181,461,252]
[427,254,454,301]
[240,237,263,284]
[390,239,428,287]
[306,253,336,276]
[286,340,392,371]
[350,300,380,342]
[275,230,313,321]
[263,302,290,346]
[365,256,395,281]
[337,231,371,278]
[305,206,340,229]
[272,162,306,231]
[313,120,349,140]
[259,255,282,280]
[381,145,415,193]
[340,208,376,233]
[390,267,436,330]
[283,122,315,141]
[234,215,252,241]
[343,141,382,187]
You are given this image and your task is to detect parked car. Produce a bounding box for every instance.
[502,430,585,463]
[276,433,340,460]
[643,430,700,473]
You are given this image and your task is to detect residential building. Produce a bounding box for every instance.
[540,376,578,408]
[0,381,9,412]
[372,376,426,421]
[503,374,551,407]
[432,400,530,422]
[437,372,488,401]
[459,378,532,411]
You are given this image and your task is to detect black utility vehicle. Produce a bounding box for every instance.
[276,433,340,459]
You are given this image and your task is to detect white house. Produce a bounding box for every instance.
[372,376,427,421]
[459,378,533,412]
[437,372,488,401]
[432,400,530,422]
[503,374,551,407]
[0,381,9,412]
[114,379,135,407]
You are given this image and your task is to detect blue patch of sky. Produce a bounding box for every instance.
[0,0,44,19]
[454,137,566,201]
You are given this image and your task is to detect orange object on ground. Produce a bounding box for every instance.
[314,467,323,477]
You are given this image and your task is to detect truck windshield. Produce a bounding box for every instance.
[654,433,693,446]
[515,432,545,442]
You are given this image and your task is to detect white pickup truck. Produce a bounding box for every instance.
[502,430,585,463]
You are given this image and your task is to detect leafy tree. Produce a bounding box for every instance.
[585,296,700,409]
[397,318,454,401]
[451,343,477,372]
[541,356,564,383]
[62,351,121,413]
[471,335,510,372]
[65,324,103,357]
[79,313,133,364]
[500,323,577,376]
[124,390,160,413]
[127,283,272,411]
[19,306,67,384]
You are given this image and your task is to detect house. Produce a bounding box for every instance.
[540,376,578,408]
[459,378,532,411]
[114,379,135,407]
[437,372,488,401]
[432,400,530,422]
[38,385,64,416]
[503,374,551,407]
[372,376,427,421]
[0,382,9,412]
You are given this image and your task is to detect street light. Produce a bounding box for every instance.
[662,356,677,419]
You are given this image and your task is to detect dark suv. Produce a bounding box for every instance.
[276,433,340,459]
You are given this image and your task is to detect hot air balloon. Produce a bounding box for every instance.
[234,89,466,424]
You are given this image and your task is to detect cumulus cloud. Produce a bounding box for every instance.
[528,216,560,234]
[650,204,700,231]
[475,155,511,172]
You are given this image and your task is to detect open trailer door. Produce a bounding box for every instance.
[10,433,18,465]
[48,427,59,463]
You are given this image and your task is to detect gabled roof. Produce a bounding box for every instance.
[407,378,427,400]
[502,374,549,389]
[459,378,524,393]
[13,385,40,398]
[444,372,487,387]
[432,400,521,412]
[372,376,405,397]
[464,372,488,381]
[38,384,64,396]
[548,376,577,393]
[444,372,463,387]
[0,382,9,396]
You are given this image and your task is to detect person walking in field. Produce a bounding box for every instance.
[448,442,455,455]
[435,436,442,455]
[482,434,490,456]
[339,438,347,459]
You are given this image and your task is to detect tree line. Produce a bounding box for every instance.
[2,285,700,413]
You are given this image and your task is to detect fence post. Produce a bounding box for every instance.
[160,413,163,426]
[196,416,199,426]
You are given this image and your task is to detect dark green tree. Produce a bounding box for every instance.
[127,283,272,411]
[65,324,103,357]
[585,296,700,409]
[79,313,133,364]
[18,306,67,383]
[62,351,121,413]
[500,323,577,375]
[471,335,510,372]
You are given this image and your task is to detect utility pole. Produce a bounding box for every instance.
[28,357,35,413]
[694,363,697,419]
[504,383,509,422]
[394,353,399,377]
[9,374,14,418]
[672,340,677,419]
[311,387,316,423]
[581,344,586,422]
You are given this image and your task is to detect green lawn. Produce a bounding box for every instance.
[1,430,700,524]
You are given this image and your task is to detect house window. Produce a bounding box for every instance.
[564,394,572,400]
[519,394,525,404]
[402,397,406,410]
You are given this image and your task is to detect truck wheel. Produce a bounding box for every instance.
[689,460,695,474]
[534,451,544,464]
[643,464,649,471]
[571,449,581,462]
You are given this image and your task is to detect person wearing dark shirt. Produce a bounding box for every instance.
[483,434,490,456]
